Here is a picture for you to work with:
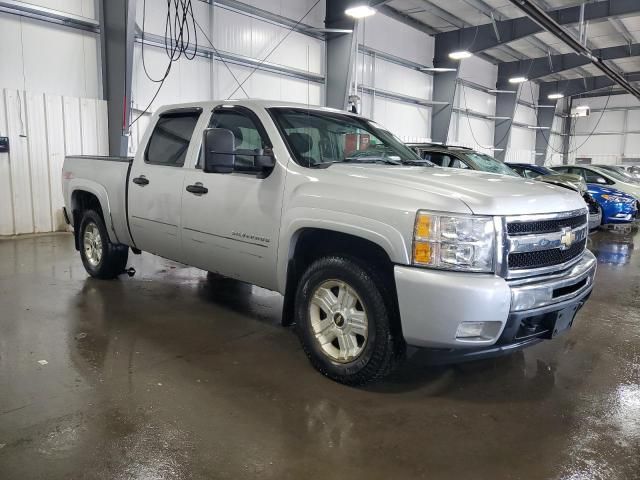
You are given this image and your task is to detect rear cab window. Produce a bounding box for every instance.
[145,109,202,167]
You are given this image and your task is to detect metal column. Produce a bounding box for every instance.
[100,0,137,156]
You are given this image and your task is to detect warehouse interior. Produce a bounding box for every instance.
[1,0,639,478]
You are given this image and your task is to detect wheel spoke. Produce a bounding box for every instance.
[312,287,337,315]
[349,311,368,336]
[337,333,357,359]
[337,284,357,310]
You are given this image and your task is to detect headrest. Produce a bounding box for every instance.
[288,132,312,155]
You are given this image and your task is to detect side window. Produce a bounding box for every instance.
[425,153,455,167]
[198,109,271,171]
[582,169,612,185]
[524,169,541,178]
[450,158,469,169]
[145,111,201,167]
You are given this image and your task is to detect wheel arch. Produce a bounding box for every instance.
[69,184,116,249]
[280,225,402,327]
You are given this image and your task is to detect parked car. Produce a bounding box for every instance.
[407,143,520,177]
[506,163,600,229]
[62,100,596,385]
[586,185,638,224]
[406,144,599,229]
[552,165,640,200]
[592,164,640,183]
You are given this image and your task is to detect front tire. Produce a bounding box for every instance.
[79,210,129,279]
[295,256,404,386]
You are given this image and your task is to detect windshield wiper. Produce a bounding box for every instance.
[344,156,401,165]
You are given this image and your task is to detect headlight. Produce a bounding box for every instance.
[413,211,495,272]
[601,194,632,203]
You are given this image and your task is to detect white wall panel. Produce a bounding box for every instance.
[573,134,623,156]
[241,0,325,28]
[360,93,430,142]
[459,57,497,89]
[625,134,640,155]
[357,14,433,65]
[0,91,14,235]
[45,95,67,230]
[509,126,536,156]
[514,104,537,126]
[26,92,53,233]
[372,58,431,99]
[456,87,495,116]
[21,0,96,19]
[453,113,495,152]
[574,111,625,134]
[5,90,34,235]
[0,89,108,236]
[0,13,102,99]
[212,6,324,74]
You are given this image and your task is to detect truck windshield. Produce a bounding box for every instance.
[466,153,519,176]
[269,108,427,168]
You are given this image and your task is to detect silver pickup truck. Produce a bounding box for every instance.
[62,100,596,385]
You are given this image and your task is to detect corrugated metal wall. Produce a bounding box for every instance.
[0,89,108,236]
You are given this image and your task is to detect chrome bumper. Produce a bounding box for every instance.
[395,250,596,349]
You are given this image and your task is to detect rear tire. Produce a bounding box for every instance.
[295,255,405,386]
[79,209,128,279]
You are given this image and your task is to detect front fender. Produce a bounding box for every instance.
[276,207,412,293]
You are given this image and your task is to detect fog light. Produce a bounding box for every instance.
[455,321,502,341]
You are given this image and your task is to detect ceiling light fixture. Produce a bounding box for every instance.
[548,93,564,99]
[509,76,528,84]
[345,5,376,18]
[576,105,590,110]
[488,89,517,94]
[420,67,457,72]
[448,50,473,60]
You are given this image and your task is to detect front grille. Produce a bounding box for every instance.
[508,239,586,270]
[507,213,587,235]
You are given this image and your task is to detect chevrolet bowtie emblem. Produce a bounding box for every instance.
[559,227,575,250]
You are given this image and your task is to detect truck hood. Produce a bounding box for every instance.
[326,164,586,215]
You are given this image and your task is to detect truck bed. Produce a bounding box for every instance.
[62,155,134,246]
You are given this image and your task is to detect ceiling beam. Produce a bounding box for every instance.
[498,42,640,83]
[505,0,640,100]
[433,0,640,62]
[375,4,439,35]
[540,71,640,98]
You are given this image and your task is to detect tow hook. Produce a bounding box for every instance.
[125,267,136,277]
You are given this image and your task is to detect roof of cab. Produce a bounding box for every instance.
[154,99,357,117]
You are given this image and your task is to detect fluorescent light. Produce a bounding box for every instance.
[420,67,457,72]
[548,93,564,99]
[508,76,528,84]
[487,116,511,120]
[576,105,589,110]
[448,50,473,60]
[345,5,376,18]
[488,89,517,94]
[527,126,550,130]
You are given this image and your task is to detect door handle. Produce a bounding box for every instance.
[186,182,208,195]
[133,176,149,186]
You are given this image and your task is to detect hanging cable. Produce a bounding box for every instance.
[131,0,200,127]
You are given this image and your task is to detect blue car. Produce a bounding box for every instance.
[587,184,638,224]
[507,163,638,226]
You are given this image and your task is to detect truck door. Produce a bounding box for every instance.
[128,108,202,262]
[180,106,285,290]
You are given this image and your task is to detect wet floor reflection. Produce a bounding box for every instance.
[1,230,639,479]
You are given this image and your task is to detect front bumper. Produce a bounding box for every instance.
[602,201,637,224]
[395,250,596,350]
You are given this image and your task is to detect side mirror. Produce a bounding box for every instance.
[203,128,235,174]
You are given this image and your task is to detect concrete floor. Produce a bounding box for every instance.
[0,229,638,480]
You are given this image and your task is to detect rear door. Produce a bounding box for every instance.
[128,108,202,262]
[180,106,285,290]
